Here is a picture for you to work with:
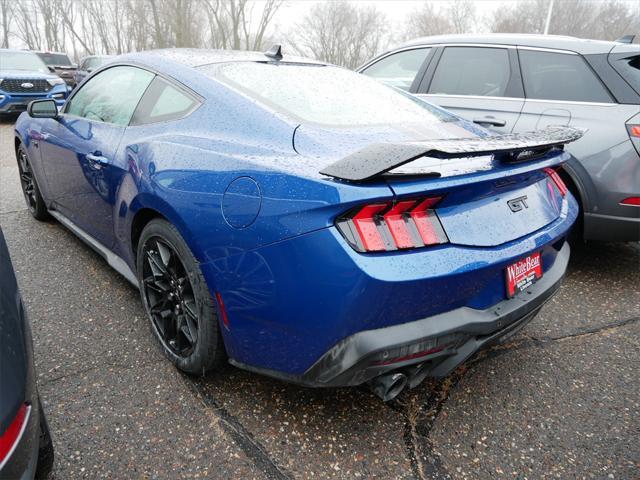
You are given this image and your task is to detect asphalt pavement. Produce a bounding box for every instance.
[1,119,638,479]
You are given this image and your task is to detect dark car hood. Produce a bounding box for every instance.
[0,230,28,435]
[293,118,489,161]
[0,69,58,80]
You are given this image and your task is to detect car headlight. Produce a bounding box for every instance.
[46,78,65,86]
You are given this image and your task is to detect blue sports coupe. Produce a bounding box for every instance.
[14,47,581,401]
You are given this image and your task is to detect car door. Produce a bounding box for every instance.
[39,65,155,247]
[416,45,525,133]
[359,47,434,92]
[512,48,638,207]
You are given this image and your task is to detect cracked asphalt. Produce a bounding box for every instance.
[1,119,639,479]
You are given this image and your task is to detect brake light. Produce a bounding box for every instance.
[0,403,30,469]
[544,167,567,196]
[620,197,640,206]
[336,196,448,252]
[628,125,640,138]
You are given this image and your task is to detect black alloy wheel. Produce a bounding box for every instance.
[142,236,199,357]
[137,219,225,374]
[17,145,49,220]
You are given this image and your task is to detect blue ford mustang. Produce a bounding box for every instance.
[14,48,581,401]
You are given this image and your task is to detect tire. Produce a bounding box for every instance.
[35,399,54,480]
[17,144,50,221]
[137,219,226,375]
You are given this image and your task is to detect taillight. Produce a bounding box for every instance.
[544,167,567,196]
[0,403,30,469]
[336,196,448,252]
[628,124,640,156]
[620,197,640,207]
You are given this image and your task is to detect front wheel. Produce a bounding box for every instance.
[137,219,226,375]
[17,145,49,221]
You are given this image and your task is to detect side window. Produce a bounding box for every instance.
[65,66,155,126]
[362,48,431,91]
[429,47,511,97]
[130,76,199,125]
[519,50,613,103]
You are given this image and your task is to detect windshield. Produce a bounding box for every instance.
[85,57,109,70]
[36,52,72,66]
[200,62,456,126]
[0,51,49,72]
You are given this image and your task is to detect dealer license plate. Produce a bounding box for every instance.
[505,252,542,298]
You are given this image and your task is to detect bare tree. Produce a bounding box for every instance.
[404,0,477,40]
[203,0,283,50]
[291,1,389,69]
[490,0,639,40]
[0,0,13,48]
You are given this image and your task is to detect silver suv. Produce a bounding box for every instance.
[359,34,640,242]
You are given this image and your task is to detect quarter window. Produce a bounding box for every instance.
[429,47,511,97]
[362,48,431,91]
[519,50,613,103]
[131,76,198,125]
[65,66,155,126]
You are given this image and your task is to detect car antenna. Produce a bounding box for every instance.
[264,44,283,61]
[615,34,636,44]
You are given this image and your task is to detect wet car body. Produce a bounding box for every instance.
[14,49,579,400]
[0,228,53,478]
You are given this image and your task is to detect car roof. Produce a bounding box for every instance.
[118,48,327,68]
[397,34,623,55]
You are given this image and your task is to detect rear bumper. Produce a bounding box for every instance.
[230,241,569,387]
[584,211,640,242]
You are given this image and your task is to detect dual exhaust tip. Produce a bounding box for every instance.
[368,362,432,401]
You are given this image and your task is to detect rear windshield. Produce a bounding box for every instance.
[610,53,640,95]
[36,52,72,66]
[0,51,48,72]
[199,62,456,126]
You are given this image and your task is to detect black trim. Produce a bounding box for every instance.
[230,242,570,387]
[416,46,444,94]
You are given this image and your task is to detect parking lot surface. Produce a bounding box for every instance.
[1,119,638,479]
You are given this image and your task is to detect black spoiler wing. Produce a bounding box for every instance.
[319,126,584,182]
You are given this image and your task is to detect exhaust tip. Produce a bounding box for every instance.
[369,372,408,402]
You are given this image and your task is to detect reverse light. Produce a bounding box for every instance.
[620,197,640,207]
[0,403,30,470]
[544,167,567,196]
[336,196,448,252]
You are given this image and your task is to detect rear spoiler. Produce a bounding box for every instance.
[319,126,585,182]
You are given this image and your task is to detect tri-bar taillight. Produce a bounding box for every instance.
[544,167,568,196]
[336,196,448,252]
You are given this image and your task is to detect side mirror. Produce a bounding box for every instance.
[47,65,56,73]
[28,99,59,119]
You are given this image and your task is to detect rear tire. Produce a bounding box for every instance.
[137,219,226,375]
[17,145,50,221]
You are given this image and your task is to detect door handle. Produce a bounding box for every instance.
[86,152,109,169]
[473,117,507,127]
